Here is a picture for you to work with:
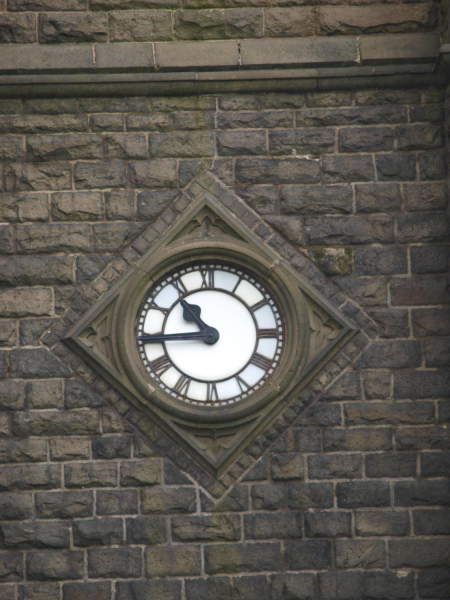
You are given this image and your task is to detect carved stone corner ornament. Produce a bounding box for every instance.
[65,170,358,480]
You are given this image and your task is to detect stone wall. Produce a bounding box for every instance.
[0,85,449,599]
[0,1,439,44]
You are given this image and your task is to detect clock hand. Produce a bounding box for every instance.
[180,299,210,331]
[138,327,219,345]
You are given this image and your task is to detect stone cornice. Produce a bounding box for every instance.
[0,33,444,97]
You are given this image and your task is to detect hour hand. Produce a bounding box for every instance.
[180,299,210,330]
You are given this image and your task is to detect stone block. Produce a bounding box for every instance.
[319,5,437,35]
[324,428,392,452]
[306,215,394,245]
[0,135,24,161]
[335,276,388,307]
[217,130,266,156]
[305,511,351,538]
[271,454,305,481]
[355,246,407,275]
[218,111,293,129]
[155,40,238,69]
[376,153,416,181]
[241,37,357,68]
[0,551,23,582]
[92,436,131,459]
[265,8,315,37]
[141,486,196,514]
[323,154,374,183]
[127,113,171,131]
[104,133,147,159]
[335,539,384,569]
[52,192,103,221]
[308,454,362,480]
[63,582,113,600]
[27,550,84,581]
[175,9,263,40]
[74,161,127,189]
[296,106,406,127]
[73,518,123,547]
[205,542,281,574]
[339,126,394,153]
[0,439,47,464]
[28,134,102,162]
[2,522,70,549]
[413,308,450,338]
[288,482,334,509]
[50,437,90,461]
[91,113,124,132]
[280,184,352,215]
[0,493,32,520]
[105,190,135,220]
[424,337,450,368]
[389,539,450,568]
[368,308,410,339]
[337,481,391,508]
[418,570,450,600]
[109,10,172,41]
[284,540,331,570]
[232,185,277,215]
[244,513,302,540]
[35,491,93,519]
[0,226,14,254]
[96,490,138,515]
[145,545,201,577]
[419,150,447,180]
[397,124,443,151]
[0,114,88,134]
[356,510,410,536]
[391,275,449,305]
[116,580,182,600]
[10,349,71,379]
[95,42,154,69]
[355,183,401,213]
[201,485,249,512]
[252,484,286,510]
[0,288,52,318]
[395,480,450,507]
[16,224,93,254]
[129,159,177,188]
[397,213,449,243]
[88,548,142,578]
[396,426,450,450]
[235,158,320,184]
[137,189,179,220]
[270,128,335,156]
[64,463,117,489]
[0,193,49,223]
[318,571,362,600]
[149,131,214,158]
[411,245,449,274]
[361,32,440,62]
[65,380,104,409]
[5,162,72,192]
[0,13,36,43]
[120,459,161,486]
[362,572,415,600]
[38,13,108,43]
[12,410,99,437]
[355,341,421,370]
[126,516,167,545]
[413,509,450,535]
[172,515,240,542]
[0,321,16,348]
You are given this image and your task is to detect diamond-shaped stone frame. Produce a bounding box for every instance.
[42,170,377,499]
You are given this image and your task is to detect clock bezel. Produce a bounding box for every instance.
[135,259,285,406]
[116,238,310,424]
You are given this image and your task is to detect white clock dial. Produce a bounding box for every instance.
[136,262,284,406]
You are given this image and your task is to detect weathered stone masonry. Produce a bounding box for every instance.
[0,1,449,599]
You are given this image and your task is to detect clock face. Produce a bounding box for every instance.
[136,261,284,406]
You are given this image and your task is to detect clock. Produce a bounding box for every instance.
[136,261,284,406]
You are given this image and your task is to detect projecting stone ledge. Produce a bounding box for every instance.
[0,34,444,97]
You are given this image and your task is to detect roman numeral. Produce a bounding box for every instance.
[236,376,250,393]
[172,278,187,295]
[207,382,219,402]
[150,354,172,376]
[250,353,272,371]
[257,328,278,339]
[250,299,268,312]
[200,268,214,288]
[174,374,191,395]
[149,301,168,315]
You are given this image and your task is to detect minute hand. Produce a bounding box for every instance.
[138,327,219,345]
